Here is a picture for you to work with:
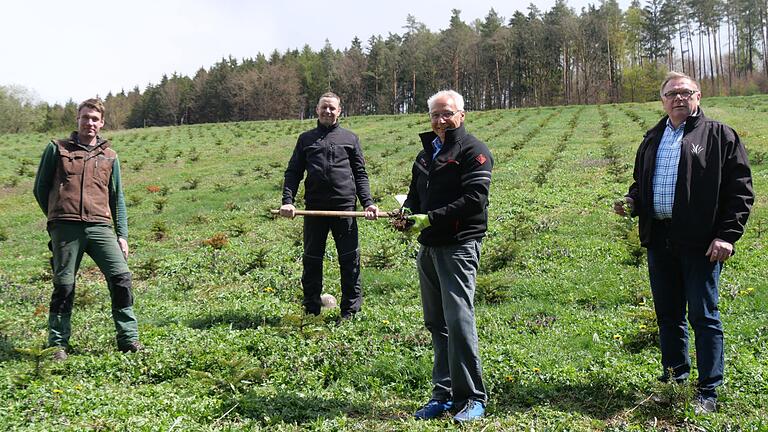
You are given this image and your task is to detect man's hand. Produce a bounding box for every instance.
[407,214,431,232]
[365,204,380,220]
[706,238,733,262]
[613,197,634,216]
[118,237,129,259]
[279,204,296,219]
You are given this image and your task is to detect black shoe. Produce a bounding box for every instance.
[52,348,68,361]
[657,373,687,384]
[119,341,144,353]
[335,313,356,326]
[693,395,717,414]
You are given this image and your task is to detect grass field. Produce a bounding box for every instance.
[1,96,766,431]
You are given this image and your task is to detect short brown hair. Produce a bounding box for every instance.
[660,72,700,96]
[318,92,341,106]
[77,98,105,118]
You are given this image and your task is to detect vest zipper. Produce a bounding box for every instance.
[80,152,87,218]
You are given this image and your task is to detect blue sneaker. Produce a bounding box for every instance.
[414,399,453,420]
[453,400,485,422]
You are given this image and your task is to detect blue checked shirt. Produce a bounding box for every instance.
[652,119,686,219]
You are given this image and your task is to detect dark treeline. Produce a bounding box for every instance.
[2,0,768,133]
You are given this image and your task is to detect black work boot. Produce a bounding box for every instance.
[118,341,144,353]
[52,348,68,361]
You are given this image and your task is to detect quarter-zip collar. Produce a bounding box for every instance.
[317,121,339,134]
[419,124,467,155]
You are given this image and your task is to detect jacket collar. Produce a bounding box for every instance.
[419,123,467,154]
[69,131,110,150]
[683,108,703,132]
[650,108,706,136]
[316,121,339,133]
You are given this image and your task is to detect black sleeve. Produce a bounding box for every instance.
[716,127,754,244]
[349,134,374,208]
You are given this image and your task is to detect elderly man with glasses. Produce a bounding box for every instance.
[401,89,493,423]
[614,72,754,414]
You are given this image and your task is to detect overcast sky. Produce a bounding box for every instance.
[1,0,629,105]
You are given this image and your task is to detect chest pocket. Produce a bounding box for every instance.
[58,149,85,177]
[304,141,328,177]
[330,143,351,167]
[432,158,461,178]
[93,154,115,185]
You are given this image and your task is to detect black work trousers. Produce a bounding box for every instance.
[302,214,361,317]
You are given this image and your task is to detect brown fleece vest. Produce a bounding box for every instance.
[46,138,117,224]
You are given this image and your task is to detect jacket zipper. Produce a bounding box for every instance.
[80,153,87,218]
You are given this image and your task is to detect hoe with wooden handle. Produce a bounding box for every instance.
[270,194,409,218]
[270,209,376,217]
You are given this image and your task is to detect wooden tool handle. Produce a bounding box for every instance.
[270,209,368,217]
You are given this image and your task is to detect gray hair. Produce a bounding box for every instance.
[427,90,465,112]
[660,71,700,96]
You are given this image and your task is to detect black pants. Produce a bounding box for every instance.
[302,215,361,316]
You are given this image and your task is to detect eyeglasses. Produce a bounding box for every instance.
[429,110,461,120]
[663,90,698,100]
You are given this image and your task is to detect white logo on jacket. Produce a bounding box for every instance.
[691,144,704,155]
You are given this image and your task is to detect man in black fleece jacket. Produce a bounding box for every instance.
[280,92,378,319]
[404,89,492,423]
[615,71,753,414]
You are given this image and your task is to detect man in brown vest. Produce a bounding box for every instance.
[33,98,141,360]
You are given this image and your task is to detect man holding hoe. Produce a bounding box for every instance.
[401,89,493,423]
[279,92,378,320]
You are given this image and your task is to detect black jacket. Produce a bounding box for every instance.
[404,124,493,246]
[282,122,373,210]
[627,110,754,250]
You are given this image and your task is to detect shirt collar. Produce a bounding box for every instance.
[665,118,685,132]
[431,136,443,160]
[72,131,102,148]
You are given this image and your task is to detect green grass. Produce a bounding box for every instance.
[1,97,766,431]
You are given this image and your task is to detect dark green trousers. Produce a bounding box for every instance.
[47,222,138,349]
